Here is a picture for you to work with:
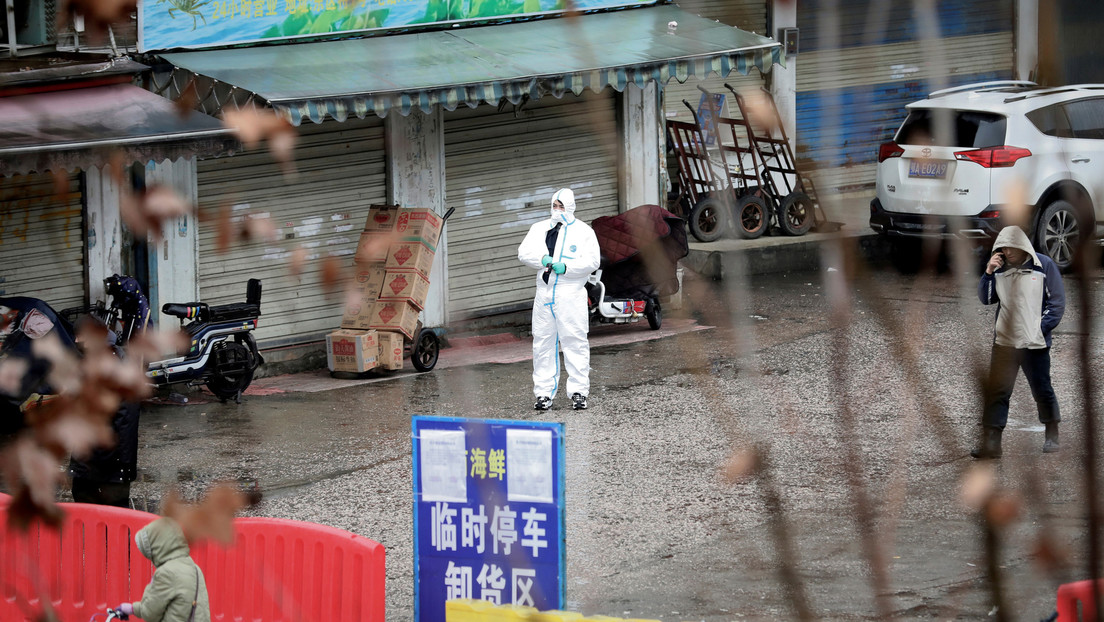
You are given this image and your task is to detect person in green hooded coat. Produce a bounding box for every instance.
[117,517,211,622]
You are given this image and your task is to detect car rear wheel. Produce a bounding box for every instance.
[1035,200,1080,271]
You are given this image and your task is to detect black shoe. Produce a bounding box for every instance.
[534,396,552,411]
[1043,422,1060,453]
[571,393,588,410]
[970,427,1003,459]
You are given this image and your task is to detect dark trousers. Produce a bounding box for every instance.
[71,478,131,508]
[983,344,1060,429]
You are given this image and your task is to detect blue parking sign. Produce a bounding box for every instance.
[413,416,566,622]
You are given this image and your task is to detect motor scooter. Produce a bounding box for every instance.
[103,275,264,403]
[586,270,662,330]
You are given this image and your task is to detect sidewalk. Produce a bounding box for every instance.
[248,318,712,394]
[684,189,877,278]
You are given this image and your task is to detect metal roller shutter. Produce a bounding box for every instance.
[197,117,386,348]
[444,92,619,320]
[665,0,770,124]
[0,172,86,310]
[796,0,1014,192]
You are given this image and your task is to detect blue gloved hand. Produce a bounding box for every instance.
[541,255,553,267]
[552,262,567,275]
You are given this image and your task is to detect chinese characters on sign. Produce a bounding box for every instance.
[413,416,564,622]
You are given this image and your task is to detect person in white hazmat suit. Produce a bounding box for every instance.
[517,188,601,410]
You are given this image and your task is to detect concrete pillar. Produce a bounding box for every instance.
[621,81,663,211]
[386,107,447,328]
[144,157,199,328]
[770,0,798,150]
[1015,0,1039,81]
[84,166,125,305]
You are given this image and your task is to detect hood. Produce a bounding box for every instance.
[135,517,191,567]
[992,226,1040,267]
[550,188,576,224]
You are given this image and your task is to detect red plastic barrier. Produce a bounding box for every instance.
[0,494,386,622]
[1057,579,1104,621]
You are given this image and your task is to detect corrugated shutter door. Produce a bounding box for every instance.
[0,172,86,310]
[796,0,1014,192]
[197,117,386,348]
[444,92,619,320]
[664,0,769,124]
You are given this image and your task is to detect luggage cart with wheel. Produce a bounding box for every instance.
[396,206,455,373]
[724,83,830,235]
[665,114,729,241]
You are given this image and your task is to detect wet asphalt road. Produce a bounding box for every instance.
[122,253,1104,622]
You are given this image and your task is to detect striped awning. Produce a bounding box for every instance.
[161,4,783,126]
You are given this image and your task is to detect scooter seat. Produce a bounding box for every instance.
[162,302,208,320]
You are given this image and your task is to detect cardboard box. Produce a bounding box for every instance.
[377,330,405,370]
[395,208,443,252]
[340,265,386,329]
[378,269,431,310]
[367,301,420,339]
[364,205,401,233]
[326,329,378,373]
[385,241,435,278]
[354,231,393,264]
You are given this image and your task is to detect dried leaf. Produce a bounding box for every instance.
[985,491,1022,528]
[175,78,200,118]
[31,333,81,396]
[288,246,308,276]
[215,203,233,254]
[242,214,278,244]
[163,483,261,545]
[142,186,193,241]
[959,463,996,511]
[2,436,65,530]
[721,448,760,484]
[1031,532,1069,572]
[0,357,29,397]
[319,256,345,296]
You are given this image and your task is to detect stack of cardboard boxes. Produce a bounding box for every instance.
[326,205,443,373]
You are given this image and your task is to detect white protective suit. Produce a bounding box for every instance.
[517,188,602,399]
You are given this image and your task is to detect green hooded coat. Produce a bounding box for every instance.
[132,517,211,622]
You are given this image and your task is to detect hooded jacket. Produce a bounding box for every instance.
[517,188,601,292]
[133,517,211,622]
[978,226,1065,349]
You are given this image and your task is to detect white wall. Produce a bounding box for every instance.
[144,157,199,328]
[621,81,663,210]
[84,166,125,305]
[771,0,798,150]
[386,108,448,328]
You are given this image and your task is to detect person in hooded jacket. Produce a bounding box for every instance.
[117,517,211,622]
[972,225,1065,459]
[517,188,601,411]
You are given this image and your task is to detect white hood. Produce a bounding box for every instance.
[550,188,576,224]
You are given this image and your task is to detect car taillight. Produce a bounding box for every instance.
[954,146,1032,168]
[878,141,904,162]
[978,210,1001,219]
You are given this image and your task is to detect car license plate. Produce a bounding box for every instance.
[908,160,949,179]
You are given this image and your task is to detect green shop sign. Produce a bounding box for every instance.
[138,0,655,51]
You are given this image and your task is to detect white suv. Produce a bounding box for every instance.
[869,81,1104,269]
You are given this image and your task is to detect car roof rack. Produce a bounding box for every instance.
[928,80,1038,98]
[1002,84,1104,103]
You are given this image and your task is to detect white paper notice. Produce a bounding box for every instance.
[506,429,553,503]
[420,429,468,503]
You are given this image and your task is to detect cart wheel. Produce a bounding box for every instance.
[777,191,814,236]
[734,195,768,239]
[689,197,728,242]
[645,299,662,330]
[411,329,440,372]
